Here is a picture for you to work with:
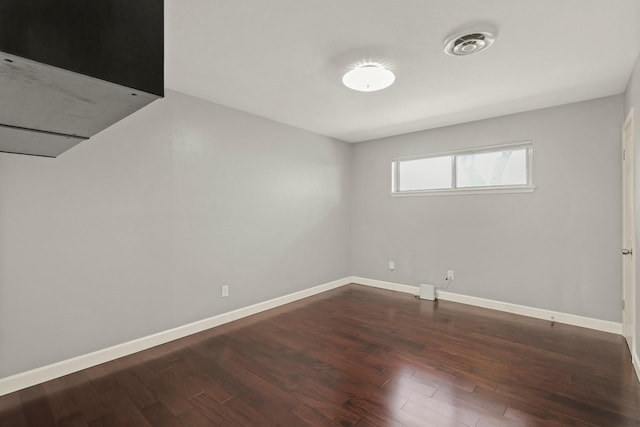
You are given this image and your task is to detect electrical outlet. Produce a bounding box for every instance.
[221,285,229,298]
[447,270,454,280]
[388,260,395,271]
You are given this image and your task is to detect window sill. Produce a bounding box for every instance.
[390,186,536,197]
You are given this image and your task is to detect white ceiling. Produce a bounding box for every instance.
[166,0,640,143]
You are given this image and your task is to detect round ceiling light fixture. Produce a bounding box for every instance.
[342,63,395,92]
[444,28,497,56]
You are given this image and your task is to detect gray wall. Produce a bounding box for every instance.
[624,54,640,357]
[351,96,623,322]
[0,90,351,377]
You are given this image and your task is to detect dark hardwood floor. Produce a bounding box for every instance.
[1,284,639,426]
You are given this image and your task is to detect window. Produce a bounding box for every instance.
[392,142,534,195]
[397,156,452,191]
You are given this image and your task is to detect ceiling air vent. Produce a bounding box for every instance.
[444,29,496,56]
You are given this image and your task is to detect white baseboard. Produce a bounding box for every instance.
[0,277,351,397]
[634,349,640,383]
[350,277,622,335]
[349,276,419,295]
[436,290,622,335]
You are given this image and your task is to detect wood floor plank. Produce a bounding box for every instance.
[291,403,334,426]
[56,412,89,427]
[138,401,183,427]
[1,284,639,426]
[0,391,26,427]
[20,385,57,427]
[110,368,158,409]
[59,373,111,423]
[188,394,271,426]
[42,378,85,423]
[89,391,151,427]
[0,396,28,427]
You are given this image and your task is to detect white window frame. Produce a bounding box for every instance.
[391,141,535,196]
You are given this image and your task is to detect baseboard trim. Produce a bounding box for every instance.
[0,277,351,397]
[349,276,419,295]
[634,349,640,383]
[436,290,622,335]
[350,277,622,335]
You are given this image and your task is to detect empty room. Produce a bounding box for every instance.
[1,1,640,426]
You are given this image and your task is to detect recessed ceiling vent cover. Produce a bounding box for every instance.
[444,29,496,56]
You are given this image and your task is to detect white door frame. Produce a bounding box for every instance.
[622,107,637,378]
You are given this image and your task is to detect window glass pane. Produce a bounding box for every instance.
[398,156,452,191]
[456,148,527,188]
